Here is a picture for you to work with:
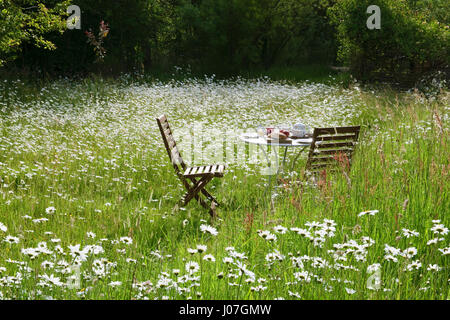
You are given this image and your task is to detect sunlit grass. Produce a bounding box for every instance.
[0,76,448,300]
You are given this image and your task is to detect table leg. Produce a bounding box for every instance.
[277,147,288,175]
[290,146,308,171]
[256,143,278,207]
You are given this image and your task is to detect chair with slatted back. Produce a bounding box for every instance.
[305,126,360,178]
[156,115,225,215]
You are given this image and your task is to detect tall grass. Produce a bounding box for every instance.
[0,76,448,300]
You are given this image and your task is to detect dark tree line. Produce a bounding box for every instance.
[1,0,448,85]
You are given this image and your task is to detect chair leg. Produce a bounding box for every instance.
[200,189,220,206]
[189,177,220,206]
[182,175,213,206]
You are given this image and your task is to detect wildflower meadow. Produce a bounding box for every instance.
[0,76,448,300]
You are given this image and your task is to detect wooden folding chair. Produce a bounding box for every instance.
[305,126,360,178]
[156,115,225,215]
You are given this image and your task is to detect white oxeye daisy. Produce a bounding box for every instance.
[4,235,19,244]
[294,271,311,282]
[196,245,207,253]
[431,224,448,235]
[290,227,311,238]
[244,276,257,285]
[187,248,197,255]
[185,261,200,274]
[426,238,439,245]
[323,219,337,227]
[200,224,218,236]
[273,225,288,234]
[403,247,417,259]
[438,247,450,256]
[358,210,378,217]
[203,254,215,262]
[427,264,442,272]
[109,281,122,287]
[45,206,56,214]
[402,228,419,238]
[120,237,133,245]
[87,232,96,239]
[305,221,321,229]
[0,222,7,232]
[223,257,233,264]
[345,288,356,295]
[288,291,301,298]
[367,263,381,273]
[22,248,39,259]
[405,260,422,271]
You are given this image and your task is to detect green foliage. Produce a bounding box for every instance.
[0,0,71,66]
[328,0,450,85]
[171,0,337,72]
[1,0,448,87]
[3,0,338,75]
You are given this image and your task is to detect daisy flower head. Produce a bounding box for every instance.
[403,247,418,259]
[109,281,122,287]
[294,271,311,283]
[187,248,197,255]
[200,224,218,236]
[4,235,19,244]
[427,264,442,272]
[119,237,133,245]
[223,257,233,264]
[257,230,277,242]
[431,224,448,236]
[358,210,379,217]
[203,254,216,262]
[273,225,288,234]
[290,228,311,238]
[438,247,450,256]
[45,206,56,215]
[402,228,419,238]
[367,263,381,273]
[86,232,96,239]
[405,260,422,271]
[185,261,200,274]
[345,288,356,295]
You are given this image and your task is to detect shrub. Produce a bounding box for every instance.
[328,0,449,87]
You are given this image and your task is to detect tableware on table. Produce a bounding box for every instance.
[291,122,310,138]
[257,127,265,137]
[266,127,275,135]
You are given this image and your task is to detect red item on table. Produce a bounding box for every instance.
[280,129,290,137]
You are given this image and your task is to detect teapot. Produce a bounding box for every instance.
[291,122,307,138]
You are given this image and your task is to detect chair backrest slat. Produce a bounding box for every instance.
[156,115,186,175]
[306,126,360,174]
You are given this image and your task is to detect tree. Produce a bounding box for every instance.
[0,0,71,66]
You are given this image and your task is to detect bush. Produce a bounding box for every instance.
[328,0,449,87]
